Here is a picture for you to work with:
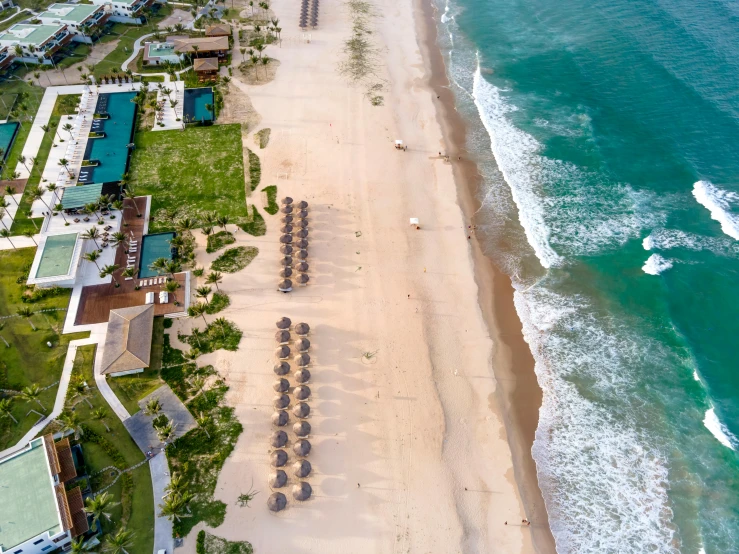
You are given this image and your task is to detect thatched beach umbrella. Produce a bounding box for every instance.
[273,378,290,393]
[296,239,309,250]
[293,402,310,418]
[296,210,308,219]
[270,430,288,448]
[267,492,287,512]
[295,262,309,273]
[295,322,310,336]
[293,421,311,437]
[281,215,294,225]
[294,368,311,384]
[294,353,310,367]
[280,268,293,279]
[279,234,293,244]
[293,459,312,479]
[275,330,291,343]
[293,439,311,457]
[294,385,311,401]
[296,229,309,239]
[280,224,293,234]
[295,219,308,229]
[280,205,293,214]
[293,481,312,501]
[269,470,288,488]
[274,394,290,409]
[272,410,289,426]
[296,274,310,286]
[280,256,293,267]
[274,361,290,376]
[295,337,310,352]
[280,244,294,255]
[275,345,291,359]
[278,280,293,292]
[295,250,308,261]
[271,449,288,467]
[281,197,294,205]
[276,317,292,330]
[297,200,309,210]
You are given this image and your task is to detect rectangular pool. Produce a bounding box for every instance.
[183,87,214,123]
[36,233,78,278]
[138,232,176,278]
[0,121,19,163]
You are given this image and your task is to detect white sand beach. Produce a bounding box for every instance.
[177,0,543,551]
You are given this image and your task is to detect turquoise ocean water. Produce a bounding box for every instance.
[434,0,739,551]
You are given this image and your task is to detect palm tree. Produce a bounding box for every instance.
[261,56,270,77]
[203,211,217,227]
[0,209,8,231]
[191,44,200,59]
[23,230,37,246]
[216,214,229,231]
[164,260,181,279]
[155,417,176,442]
[25,209,38,231]
[0,229,15,249]
[161,87,173,102]
[68,537,92,554]
[176,217,197,233]
[57,411,85,440]
[204,102,214,119]
[20,384,44,410]
[149,257,169,278]
[16,307,35,330]
[62,123,74,141]
[121,267,138,281]
[31,186,52,212]
[83,227,101,249]
[164,471,188,496]
[163,279,180,303]
[202,226,213,238]
[123,189,142,217]
[47,183,59,204]
[255,43,265,59]
[54,204,70,224]
[188,302,208,325]
[16,154,31,175]
[239,47,246,63]
[249,55,259,80]
[109,231,128,251]
[100,264,121,287]
[249,0,254,16]
[69,376,93,408]
[158,491,193,522]
[196,285,212,304]
[84,491,118,531]
[196,412,211,438]
[144,397,162,416]
[14,45,26,69]
[0,397,18,424]
[170,99,179,120]
[58,158,72,177]
[93,407,110,432]
[206,271,223,290]
[4,185,18,206]
[83,250,102,272]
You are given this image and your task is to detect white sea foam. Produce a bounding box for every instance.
[693,369,701,382]
[704,407,737,450]
[692,180,739,240]
[643,228,739,257]
[642,254,673,275]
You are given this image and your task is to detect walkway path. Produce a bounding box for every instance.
[121,32,193,78]
[150,451,174,554]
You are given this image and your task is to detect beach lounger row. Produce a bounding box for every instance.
[138,277,166,287]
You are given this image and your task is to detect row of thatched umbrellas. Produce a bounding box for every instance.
[269,317,313,511]
[278,198,310,293]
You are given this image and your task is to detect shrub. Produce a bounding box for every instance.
[247,148,260,191]
[196,531,206,554]
[255,128,271,149]
[238,206,266,236]
[210,247,258,273]
[204,291,230,314]
[262,185,278,215]
[179,319,242,354]
[206,231,235,254]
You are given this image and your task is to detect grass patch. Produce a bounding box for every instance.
[0,248,89,449]
[237,205,266,236]
[262,185,278,215]
[179,318,242,355]
[55,42,92,69]
[210,246,258,273]
[107,368,162,415]
[0,80,43,179]
[0,10,33,33]
[52,93,81,116]
[247,148,260,191]
[204,291,230,315]
[254,127,270,149]
[206,230,235,253]
[130,124,249,232]
[201,531,254,554]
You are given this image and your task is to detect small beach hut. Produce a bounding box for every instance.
[293,459,312,478]
[294,385,311,400]
[275,330,291,343]
[271,449,288,467]
[273,378,290,393]
[296,274,310,286]
[272,410,289,426]
[281,197,294,205]
[294,353,310,366]
[295,262,309,273]
[276,317,292,329]
[293,481,312,501]
[297,201,309,210]
[293,402,310,418]
[274,361,290,375]
[274,394,290,409]
[280,234,293,244]
[281,224,294,234]
[278,280,293,292]
[295,322,310,336]
[275,345,291,359]
[296,250,309,260]
[269,470,288,488]
[293,439,311,457]
[296,239,309,250]
[267,492,287,512]
[294,368,311,384]
[293,421,311,437]
[271,430,288,448]
[280,256,293,266]
[281,205,293,214]
[280,268,294,279]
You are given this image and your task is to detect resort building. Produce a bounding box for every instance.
[0,46,13,71]
[100,304,154,377]
[170,35,229,60]
[0,435,89,554]
[26,232,85,288]
[142,40,184,66]
[204,23,231,38]
[89,0,158,25]
[37,4,110,43]
[193,57,218,81]
[0,24,73,64]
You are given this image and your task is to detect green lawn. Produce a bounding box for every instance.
[68,345,154,553]
[129,124,249,232]
[55,42,93,69]
[0,80,44,179]
[0,11,32,33]
[9,92,81,234]
[0,248,89,449]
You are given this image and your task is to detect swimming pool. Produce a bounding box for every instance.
[80,92,137,184]
[138,232,176,278]
[36,233,78,278]
[183,88,214,123]
[0,121,19,163]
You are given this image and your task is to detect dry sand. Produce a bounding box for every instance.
[175,0,553,551]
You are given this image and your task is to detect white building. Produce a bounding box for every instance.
[0,23,73,65]
[0,435,89,554]
[37,4,110,44]
[90,0,159,25]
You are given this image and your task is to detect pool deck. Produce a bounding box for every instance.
[153,80,184,131]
